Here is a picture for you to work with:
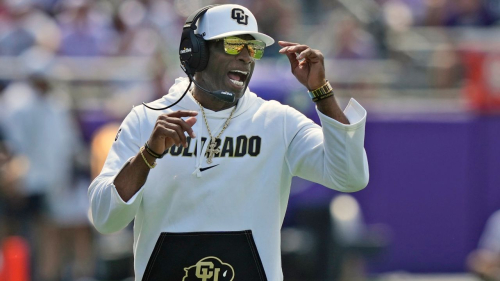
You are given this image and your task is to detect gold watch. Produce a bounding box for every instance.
[308,80,334,102]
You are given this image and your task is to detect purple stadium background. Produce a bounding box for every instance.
[286,113,500,273]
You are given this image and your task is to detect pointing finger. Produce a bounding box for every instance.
[280,44,309,54]
[167,110,198,118]
[278,41,299,47]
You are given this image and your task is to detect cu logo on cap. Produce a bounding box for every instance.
[231,8,248,25]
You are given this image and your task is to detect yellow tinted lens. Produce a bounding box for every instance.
[224,37,245,55]
[247,41,265,59]
[224,37,266,59]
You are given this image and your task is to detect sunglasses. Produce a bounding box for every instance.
[220,36,266,60]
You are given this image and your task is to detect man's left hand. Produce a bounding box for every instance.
[278,41,326,91]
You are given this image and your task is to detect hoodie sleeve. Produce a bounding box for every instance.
[284,98,369,192]
[88,109,145,234]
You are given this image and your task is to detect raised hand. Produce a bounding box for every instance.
[278,41,326,91]
[148,110,198,154]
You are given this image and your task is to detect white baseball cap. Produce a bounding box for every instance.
[196,4,275,46]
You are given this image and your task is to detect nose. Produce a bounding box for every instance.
[236,45,253,64]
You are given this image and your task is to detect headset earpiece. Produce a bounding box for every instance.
[179,29,196,75]
[194,34,209,72]
[179,5,217,75]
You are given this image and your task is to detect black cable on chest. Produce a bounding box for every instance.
[141,79,193,111]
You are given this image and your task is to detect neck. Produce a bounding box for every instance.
[192,86,237,111]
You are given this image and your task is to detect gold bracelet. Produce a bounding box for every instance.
[308,80,334,102]
[144,142,164,158]
[140,146,156,169]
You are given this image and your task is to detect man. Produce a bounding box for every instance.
[89,4,369,281]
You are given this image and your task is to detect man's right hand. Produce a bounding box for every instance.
[113,110,197,202]
[147,110,198,154]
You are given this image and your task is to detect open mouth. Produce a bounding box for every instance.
[227,70,249,87]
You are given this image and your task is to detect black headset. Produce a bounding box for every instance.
[143,4,235,111]
[179,5,219,76]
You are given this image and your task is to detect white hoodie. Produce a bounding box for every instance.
[88,77,369,280]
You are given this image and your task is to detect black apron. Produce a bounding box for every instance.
[142,230,268,281]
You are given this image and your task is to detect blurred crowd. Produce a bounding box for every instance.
[0,0,500,280]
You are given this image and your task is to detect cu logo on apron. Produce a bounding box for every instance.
[183,256,235,281]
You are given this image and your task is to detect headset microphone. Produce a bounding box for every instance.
[187,73,235,103]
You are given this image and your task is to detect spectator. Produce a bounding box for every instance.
[56,0,116,56]
[0,1,36,56]
[3,50,92,280]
